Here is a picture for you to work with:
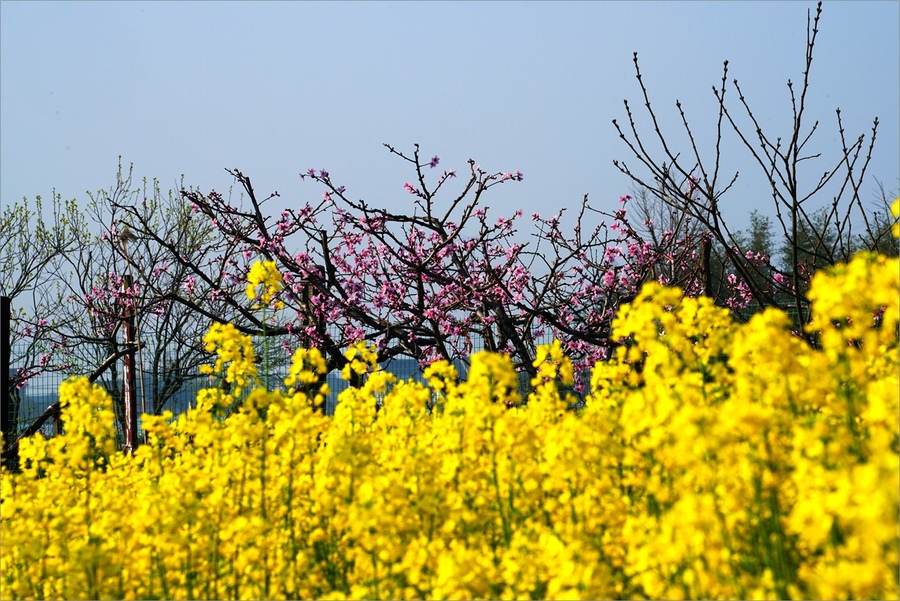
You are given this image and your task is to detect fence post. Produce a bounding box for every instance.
[121,276,138,453]
[1,296,13,469]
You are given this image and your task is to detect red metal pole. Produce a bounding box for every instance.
[122,276,138,453]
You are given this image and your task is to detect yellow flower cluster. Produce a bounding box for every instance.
[892,197,899,238]
[340,341,381,382]
[1,250,897,600]
[593,249,899,600]
[198,322,259,398]
[246,259,285,308]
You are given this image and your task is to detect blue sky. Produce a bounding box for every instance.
[2,1,898,231]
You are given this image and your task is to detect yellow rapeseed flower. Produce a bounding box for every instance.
[892,197,899,238]
[246,259,284,308]
[200,321,258,397]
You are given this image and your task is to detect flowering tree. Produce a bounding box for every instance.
[59,166,225,419]
[92,139,897,405]
[2,164,227,441]
[1,193,86,436]
[112,144,678,394]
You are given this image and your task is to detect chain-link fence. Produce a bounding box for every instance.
[7,359,322,443]
[4,322,561,455]
[4,342,452,445]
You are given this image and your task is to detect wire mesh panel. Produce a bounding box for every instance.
[7,328,558,448]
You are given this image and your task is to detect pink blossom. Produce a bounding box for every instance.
[183,275,197,296]
[151,264,170,278]
[603,269,616,288]
[501,171,524,182]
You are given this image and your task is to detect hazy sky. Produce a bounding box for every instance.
[2,1,898,231]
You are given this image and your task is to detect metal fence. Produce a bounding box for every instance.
[3,306,554,458]
[4,350,431,443]
[10,358,347,436]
